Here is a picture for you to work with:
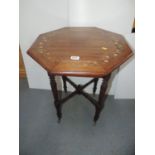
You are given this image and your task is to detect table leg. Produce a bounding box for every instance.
[48,73,111,123]
[93,78,98,95]
[62,76,67,93]
[48,73,62,122]
[94,74,111,123]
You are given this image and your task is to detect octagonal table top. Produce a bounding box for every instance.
[27,27,133,77]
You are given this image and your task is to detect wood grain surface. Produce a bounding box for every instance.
[27,27,133,77]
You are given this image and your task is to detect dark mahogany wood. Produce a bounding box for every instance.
[48,73,111,123]
[93,78,99,95]
[62,76,67,93]
[48,73,62,122]
[27,27,133,123]
[94,74,111,122]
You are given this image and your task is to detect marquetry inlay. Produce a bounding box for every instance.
[28,27,133,77]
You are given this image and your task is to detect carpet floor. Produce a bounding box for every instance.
[20,79,135,155]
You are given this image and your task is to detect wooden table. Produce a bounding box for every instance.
[27,27,133,123]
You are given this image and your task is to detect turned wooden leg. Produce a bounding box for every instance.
[48,73,62,122]
[62,76,67,93]
[94,74,111,123]
[93,78,98,95]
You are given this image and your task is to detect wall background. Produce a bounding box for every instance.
[20,0,135,99]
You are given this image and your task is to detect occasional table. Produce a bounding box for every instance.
[27,27,133,123]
